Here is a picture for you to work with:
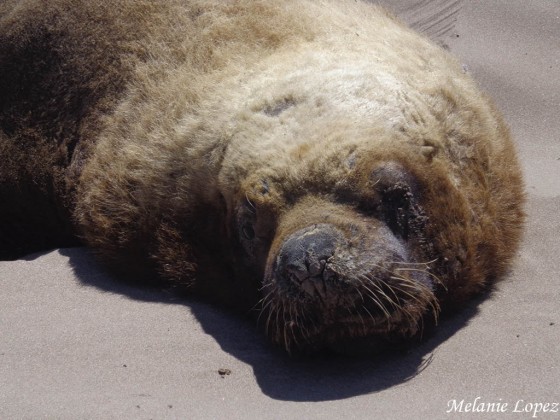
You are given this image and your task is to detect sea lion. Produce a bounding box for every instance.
[0,0,524,354]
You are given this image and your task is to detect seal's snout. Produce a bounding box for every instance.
[262,215,440,353]
[275,224,342,298]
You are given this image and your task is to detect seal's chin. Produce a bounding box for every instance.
[259,223,439,354]
[258,279,437,354]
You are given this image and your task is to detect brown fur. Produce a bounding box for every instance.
[0,0,524,353]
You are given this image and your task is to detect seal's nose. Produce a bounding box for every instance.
[275,225,341,297]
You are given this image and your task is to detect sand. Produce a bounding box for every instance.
[1,0,559,418]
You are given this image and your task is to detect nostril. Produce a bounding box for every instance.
[284,252,329,284]
[285,260,309,283]
[305,251,327,277]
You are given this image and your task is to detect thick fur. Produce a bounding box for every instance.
[0,0,524,353]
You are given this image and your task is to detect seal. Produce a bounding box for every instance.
[0,0,524,354]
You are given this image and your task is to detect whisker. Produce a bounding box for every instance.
[359,282,391,318]
[265,301,278,339]
[361,304,377,325]
[393,266,446,289]
[251,287,275,312]
[365,277,399,309]
[256,295,275,326]
[245,193,256,213]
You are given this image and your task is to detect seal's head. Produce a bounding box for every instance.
[224,156,443,354]
[205,47,523,353]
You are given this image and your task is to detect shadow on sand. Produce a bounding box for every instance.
[60,246,484,402]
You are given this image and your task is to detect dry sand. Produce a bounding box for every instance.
[1,1,559,418]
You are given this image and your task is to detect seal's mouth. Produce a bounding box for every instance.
[259,222,439,354]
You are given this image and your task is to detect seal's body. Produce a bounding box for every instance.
[0,0,524,353]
